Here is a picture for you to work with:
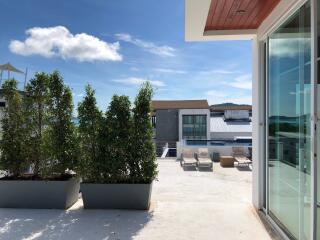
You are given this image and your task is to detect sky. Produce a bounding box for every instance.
[0,0,252,112]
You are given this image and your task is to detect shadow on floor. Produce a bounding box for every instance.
[236,166,252,172]
[0,205,153,240]
[197,167,213,172]
[182,166,197,171]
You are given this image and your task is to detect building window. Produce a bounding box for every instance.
[0,102,6,107]
[151,115,156,128]
[182,115,206,140]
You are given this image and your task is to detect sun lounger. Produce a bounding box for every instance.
[180,149,197,167]
[195,148,213,169]
[232,147,252,167]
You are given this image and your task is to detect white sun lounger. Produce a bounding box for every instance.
[180,149,197,167]
[232,147,252,167]
[195,148,213,169]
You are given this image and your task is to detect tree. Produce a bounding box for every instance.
[24,72,50,176]
[78,84,103,182]
[46,71,79,176]
[131,82,157,183]
[0,79,27,177]
[102,95,132,183]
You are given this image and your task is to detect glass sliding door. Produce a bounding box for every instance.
[317,1,320,239]
[267,2,311,239]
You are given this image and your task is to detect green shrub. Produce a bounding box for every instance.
[79,82,157,184]
[77,84,103,182]
[0,72,79,179]
[102,95,132,183]
[131,82,157,183]
[45,71,79,176]
[23,72,50,176]
[0,79,28,177]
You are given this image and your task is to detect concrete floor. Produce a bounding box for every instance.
[0,159,275,240]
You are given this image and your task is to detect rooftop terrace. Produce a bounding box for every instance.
[0,159,277,240]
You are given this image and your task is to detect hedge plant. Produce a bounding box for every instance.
[45,71,79,177]
[130,82,157,183]
[24,72,50,176]
[0,79,28,177]
[78,82,157,184]
[0,71,79,180]
[77,84,103,182]
[101,95,132,183]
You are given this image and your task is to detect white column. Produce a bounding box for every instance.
[252,36,263,209]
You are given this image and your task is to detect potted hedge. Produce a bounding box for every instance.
[0,71,80,209]
[79,82,157,210]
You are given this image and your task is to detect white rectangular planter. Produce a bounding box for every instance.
[81,183,152,210]
[0,178,80,209]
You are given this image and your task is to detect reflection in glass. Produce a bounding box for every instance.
[317,1,320,239]
[267,2,311,239]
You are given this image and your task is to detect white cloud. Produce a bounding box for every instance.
[205,89,251,105]
[269,37,310,58]
[228,74,252,90]
[206,95,252,105]
[115,33,176,57]
[154,68,186,74]
[10,26,122,62]
[130,67,139,72]
[205,90,227,98]
[200,69,237,75]
[113,77,165,87]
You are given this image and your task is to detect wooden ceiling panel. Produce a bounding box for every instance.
[204,0,281,31]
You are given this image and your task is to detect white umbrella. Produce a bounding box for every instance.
[0,62,25,86]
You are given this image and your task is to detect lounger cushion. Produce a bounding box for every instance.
[198,157,212,164]
[182,150,194,158]
[183,157,196,164]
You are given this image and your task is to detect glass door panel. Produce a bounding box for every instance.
[317,1,320,239]
[267,2,311,239]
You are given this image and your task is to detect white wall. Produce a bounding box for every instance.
[176,142,250,160]
[178,109,210,141]
[210,132,251,140]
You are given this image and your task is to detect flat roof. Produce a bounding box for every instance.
[152,100,209,110]
[211,104,252,111]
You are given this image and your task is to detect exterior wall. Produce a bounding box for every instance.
[155,109,179,142]
[178,109,210,141]
[210,131,251,140]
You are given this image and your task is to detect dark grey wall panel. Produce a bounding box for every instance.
[155,109,179,142]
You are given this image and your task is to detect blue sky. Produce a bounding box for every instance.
[0,0,252,111]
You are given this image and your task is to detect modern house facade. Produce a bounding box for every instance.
[152,100,252,157]
[185,0,320,239]
[152,100,210,155]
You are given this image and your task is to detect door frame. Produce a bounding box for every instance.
[310,0,318,239]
